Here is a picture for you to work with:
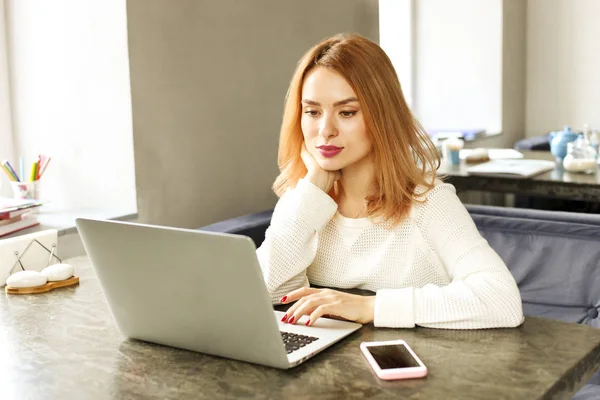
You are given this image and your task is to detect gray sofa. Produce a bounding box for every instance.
[200,204,600,399]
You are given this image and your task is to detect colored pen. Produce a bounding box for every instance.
[30,161,37,182]
[19,156,24,182]
[39,156,51,179]
[4,160,20,182]
[38,154,45,177]
[36,155,42,180]
[1,163,17,181]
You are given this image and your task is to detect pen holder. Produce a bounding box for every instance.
[10,181,41,200]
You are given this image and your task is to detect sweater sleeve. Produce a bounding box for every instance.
[256,178,338,304]
[374,183,525,329]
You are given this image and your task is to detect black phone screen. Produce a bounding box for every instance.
[367,343,421,369]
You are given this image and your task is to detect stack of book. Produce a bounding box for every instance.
[0,198,43,237]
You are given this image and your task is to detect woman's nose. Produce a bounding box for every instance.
[318,116,338,139]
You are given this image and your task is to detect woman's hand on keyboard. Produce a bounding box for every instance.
[279,287,375,325]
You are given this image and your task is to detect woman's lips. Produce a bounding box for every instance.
[317,146,343,158]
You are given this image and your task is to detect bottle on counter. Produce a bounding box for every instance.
[562,126,598,174]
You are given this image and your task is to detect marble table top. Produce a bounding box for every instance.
[1,256,600,400]
[438,151,600,202]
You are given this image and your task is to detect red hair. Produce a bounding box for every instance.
[273,33,440,226]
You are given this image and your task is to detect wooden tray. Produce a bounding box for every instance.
[5,276,79,295]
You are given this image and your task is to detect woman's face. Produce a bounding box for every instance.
[300,67,372,172]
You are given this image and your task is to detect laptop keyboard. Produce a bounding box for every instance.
[280,331,319,354]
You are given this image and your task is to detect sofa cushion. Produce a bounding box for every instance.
[514,134,551,151]
[200,209,273,247]
[466,204,600,226]
[468,211,600,328]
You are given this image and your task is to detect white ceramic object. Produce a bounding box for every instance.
[563,155,597,173]
[0,229,59,286]
[40,263,74,282]
[6,270,48,288]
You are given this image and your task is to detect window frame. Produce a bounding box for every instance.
[0,0,15,173]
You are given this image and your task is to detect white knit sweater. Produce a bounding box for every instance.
[256,178,525,329]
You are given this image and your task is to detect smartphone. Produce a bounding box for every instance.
[360,339,428,380]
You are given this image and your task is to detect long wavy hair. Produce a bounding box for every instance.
[273,33,440,226]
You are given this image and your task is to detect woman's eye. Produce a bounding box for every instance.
[304,110,319,116]
[340,111,357,118]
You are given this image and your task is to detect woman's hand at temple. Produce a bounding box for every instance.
[279,288,375,325]
[301,143,341,193]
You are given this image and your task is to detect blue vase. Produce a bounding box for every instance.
[550,126,580,162]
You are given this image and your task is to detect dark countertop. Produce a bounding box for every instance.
[438,151,600,202]
[2,256,600,400]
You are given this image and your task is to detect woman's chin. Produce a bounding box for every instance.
[317,159,345,171]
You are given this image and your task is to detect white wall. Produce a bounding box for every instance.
[6,0,136,213]
[527,0,600,137]
[413,0,503,133]
[0,0,14,197]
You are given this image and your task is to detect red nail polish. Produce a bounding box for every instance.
[281,314,288,322]
[288,316,295,324]
[280,296,287,303]
[305,320,310,326]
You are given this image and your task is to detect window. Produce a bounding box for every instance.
[380,0,504,135]
[413,0,502,133]
[379,0,414,106]
[2,0,137,214]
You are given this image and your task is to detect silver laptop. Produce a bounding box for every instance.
[75,218,362,369]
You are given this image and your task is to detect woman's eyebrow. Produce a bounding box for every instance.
[301,97,359,107]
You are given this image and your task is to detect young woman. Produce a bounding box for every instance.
[256,33,524,330]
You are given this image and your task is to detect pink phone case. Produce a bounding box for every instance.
[360,339,428,380]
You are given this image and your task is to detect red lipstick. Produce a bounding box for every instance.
[317,145,343,158]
